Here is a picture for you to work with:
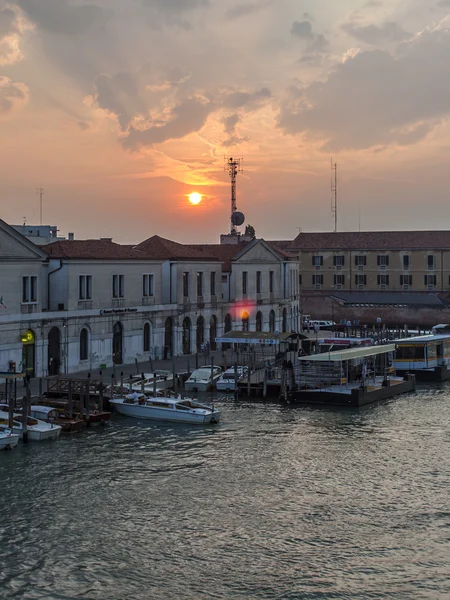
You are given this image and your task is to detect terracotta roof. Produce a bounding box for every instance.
[134,235,219,261]
[43,240,148,260]
[290,231,450,251]
[185,242,251,271]
[332,291,447,307]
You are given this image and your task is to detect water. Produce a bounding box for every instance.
[1,386,450,600]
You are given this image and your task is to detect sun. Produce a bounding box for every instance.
[188,192,202,205]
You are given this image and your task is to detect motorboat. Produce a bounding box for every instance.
[126,371,174,393]
[216,366,248,392]
[184,365,223,392]
[0,410,62,441]
[109,392,220,424]
[0,428,20,450]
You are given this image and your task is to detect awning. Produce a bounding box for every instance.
[299,344,396,362]
[215,330,292,345]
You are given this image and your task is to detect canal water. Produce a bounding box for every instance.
[1,385,450,599]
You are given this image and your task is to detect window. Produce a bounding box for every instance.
[210,272,216,296]
[377,274,390,286]
[427,255,435,270]
[269,271,274,293]
[299,274,302,286]
[183,272,189,297]
[221,274,227,283]
[312,255,323,267]
[333,255,345,267]
[197,272,203,297]
[355,274,367,286]
[22,276,37,303]
[242,271,248,295]
[143,323,151,352]
[334,274,345,286]
[256,271,262,294]
[355,255,367,266]
[312,274,323,285]
[400,274,412,286]
[142,274,154,297]
[80,328,88,361]
[112,274,124,298]
[377,255,389,267]
[78,275,92,300]
[424,274,437,287]
[403,255,410,270]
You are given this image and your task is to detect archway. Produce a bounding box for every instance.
[80,328,89,361]
[21,329,35,377]
[196,316,205,352]
[210,315,217,351]
[164,317,173,359]
[113,321,123,365]
[182,317,191,355]
[256,311,263,332]
[242,311,249,332]
[282,308,288,333]
[48,327,61,376]
[143,322,152,353]
[223,313,232,350]
[269,310,276,332]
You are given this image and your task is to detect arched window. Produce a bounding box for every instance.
[269,310,276,332]
[282,308,288,333]
[196,316,205,352]
[242,311,249,332]
[80,328,88,361]
[224,313,232,333]
[256,311,263,332]
[143,322,151,352]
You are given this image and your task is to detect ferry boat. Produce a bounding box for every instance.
[109,392,220,424]
[393,333,450,381]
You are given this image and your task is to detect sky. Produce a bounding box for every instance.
[1,0,450,243]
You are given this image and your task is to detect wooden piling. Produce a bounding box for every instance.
[263,368,268,398]
[85,376,90,425]
[172,357,177,395]
[8,379,14,429]
[247,360,251,397]
[68,380,73,418]
[210,357,214,393]
[153,373,157,397]
[234,362,239,401]
[120,372,124,395]
[22,377,30,444]
[141,373,145,395]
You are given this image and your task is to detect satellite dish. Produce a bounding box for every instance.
[231,211,245,226]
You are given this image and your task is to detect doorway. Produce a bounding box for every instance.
[21,329,35,377]
[113,322,123,365]
[48,327,61,376]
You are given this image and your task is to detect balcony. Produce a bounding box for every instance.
[111,298,125,307]
[77,300,93,310]
[20,303,39,314]
[142,296,155,306]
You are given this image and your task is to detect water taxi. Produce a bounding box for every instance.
[109,392,220,424]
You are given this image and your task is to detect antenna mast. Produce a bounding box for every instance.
[36,187,44,226]
[331,159,337,232]
[225,157,243,234]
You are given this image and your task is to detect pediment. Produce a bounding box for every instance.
[233,240,283,264]
[0,220,47,260]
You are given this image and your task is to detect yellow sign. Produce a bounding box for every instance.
[21,330,35,344]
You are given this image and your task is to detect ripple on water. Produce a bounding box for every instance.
[2,387,450,599]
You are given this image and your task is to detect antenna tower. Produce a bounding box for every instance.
[331,158,337,232]
[36,187,44,226]
[225,157,243,234]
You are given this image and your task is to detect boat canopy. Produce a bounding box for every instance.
[393,334,450,344]
[299,344,396,363]
[215,330,292,345]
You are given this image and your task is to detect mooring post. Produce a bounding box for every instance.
[135,358,139,375]
[22,376,30,444]
[149,355,154,373]
[210,357,214,394]
[120,371,124,395]
[234,362,239,401]
[172,357,177,395]
[39,377,43,399]
[140,372,145,396]
[247,360,251,397]
[8,379,14,429]
[195,353,199,370]
[263,368,268,398]
[153,372,157,397]
[85,375,90,425]
[67,380,73,418]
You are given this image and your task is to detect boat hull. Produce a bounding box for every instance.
[111,401,220,424]
[0,434,19,449]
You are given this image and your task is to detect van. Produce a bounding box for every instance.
[305,320,335,331]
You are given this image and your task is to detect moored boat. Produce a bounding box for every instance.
[216,366,248,392]
[109,392,220,424]
[0,428,20,450]
[184,365,223,392]
[0,410,62,441]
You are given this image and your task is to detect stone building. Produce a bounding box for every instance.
[0,219,299,377]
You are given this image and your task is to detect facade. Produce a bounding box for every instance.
[0,220,300,377]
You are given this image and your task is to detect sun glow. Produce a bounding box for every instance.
[188,192,202,205]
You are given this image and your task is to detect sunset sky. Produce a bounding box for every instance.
[1,0,450,243]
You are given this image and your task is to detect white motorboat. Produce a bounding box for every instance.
[0,410,62,441]
[109,392,221,424]
[0,428,20,450]
[184,365,223,392]
[127,371,174,393]
[216,366,248,392]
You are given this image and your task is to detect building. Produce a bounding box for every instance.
[11,224,73,245]
[0,219,299,377]
[289,230,450,327]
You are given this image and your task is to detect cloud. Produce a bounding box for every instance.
[15,0,113,35]
[278,29,450,151]
[0,4,33,65]
[0,76,29,113]
[141,0,210,28]
[225,1,272,20]
[222,87,271,110]
[341,21,412,45]
[122,97,213,149]
[291,20,313,39]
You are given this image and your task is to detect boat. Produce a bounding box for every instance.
[216,366,248,392]
[184,365,223,392]
[0,428,20,450]
[109,392,221,424]
[393,333,450,381]
[28,405,86,433]
[0,410,62,441]
[109,371,174,395]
